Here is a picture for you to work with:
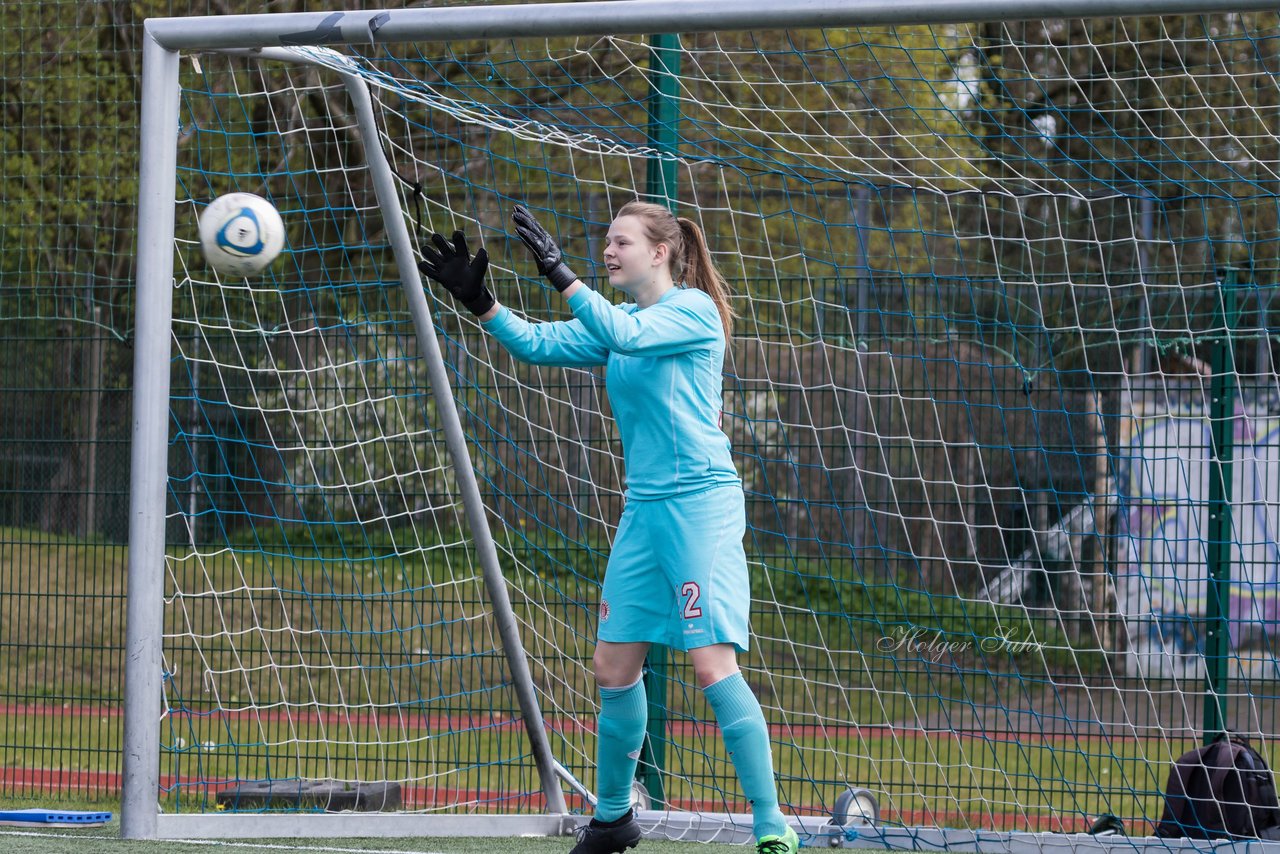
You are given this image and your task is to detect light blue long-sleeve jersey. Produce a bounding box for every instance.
[481,285,741,499]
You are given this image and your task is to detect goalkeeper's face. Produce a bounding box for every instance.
[604,215,670,295]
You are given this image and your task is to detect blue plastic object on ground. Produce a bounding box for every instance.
[0,808,113,827]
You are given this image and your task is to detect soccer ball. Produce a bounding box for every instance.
[198,192,285,277]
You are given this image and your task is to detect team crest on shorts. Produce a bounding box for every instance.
[599,600,611,622]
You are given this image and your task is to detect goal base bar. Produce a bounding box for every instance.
[152,811,824,841]
[156,813,576,839]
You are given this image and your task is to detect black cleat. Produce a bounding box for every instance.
[571,808,642,854]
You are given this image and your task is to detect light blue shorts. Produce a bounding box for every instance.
[597,484,750,652]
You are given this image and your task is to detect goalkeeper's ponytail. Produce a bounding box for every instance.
[676,216,734,339]
[616,200,734,339]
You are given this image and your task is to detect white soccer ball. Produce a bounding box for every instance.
[198,192,285,277]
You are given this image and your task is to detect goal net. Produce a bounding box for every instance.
[136,3,1280,846]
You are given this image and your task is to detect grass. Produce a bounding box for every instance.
[0,827,779,854]
[0,798,772,854]
[0,523,1095,712]
[0,799,785,854]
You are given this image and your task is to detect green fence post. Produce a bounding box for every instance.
[1204,265,1239,741]
[638,30,680,810]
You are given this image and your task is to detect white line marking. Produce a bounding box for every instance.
[0,828,451,854]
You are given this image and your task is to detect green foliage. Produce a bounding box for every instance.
[370,25,992,294]
[0,2,160,323]
[252,328,453,525]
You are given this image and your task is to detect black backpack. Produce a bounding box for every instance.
[1156,734,1280,840]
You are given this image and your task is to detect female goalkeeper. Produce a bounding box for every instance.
[418,202,797,854]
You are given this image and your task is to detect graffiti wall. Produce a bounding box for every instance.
[1118,404,1280,680]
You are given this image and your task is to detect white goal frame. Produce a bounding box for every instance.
[128,0,1280,846]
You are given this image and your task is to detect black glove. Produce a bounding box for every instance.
[418,231,495,316]
[512,204,578,293]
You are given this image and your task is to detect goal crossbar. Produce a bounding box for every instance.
[142,0,1280,50]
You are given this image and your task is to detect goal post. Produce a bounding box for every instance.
[129,0,1280,848]
[129,39,572,840]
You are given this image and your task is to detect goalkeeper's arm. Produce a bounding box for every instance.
[416,229,606,368]
[481,307,608,368]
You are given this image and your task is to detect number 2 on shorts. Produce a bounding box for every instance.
[681,581,703,618]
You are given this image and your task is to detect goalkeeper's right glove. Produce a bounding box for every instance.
[512,204,579,293]
[418,230,496,316]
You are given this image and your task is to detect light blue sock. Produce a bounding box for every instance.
[595,677,648,822]
[704,672,787,839]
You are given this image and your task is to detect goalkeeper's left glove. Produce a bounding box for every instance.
[418,231,495,316]
[512,204,578,293]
